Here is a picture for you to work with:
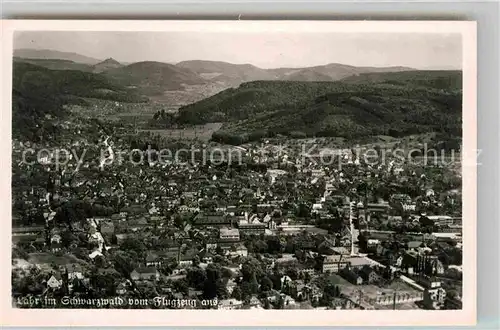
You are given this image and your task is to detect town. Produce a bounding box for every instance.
[11,114,463,310]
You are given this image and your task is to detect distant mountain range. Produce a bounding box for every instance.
[93,58,123,73]
[14,56,123,73]
[13,61,144,104]
[14,48,418,94]
[13,57,93,72]
[176,60,415,84]
[341,70,463,90]
[176,60,277,84]
[102,61,206,96]
[12,48,462,144]
[14,49,102,65]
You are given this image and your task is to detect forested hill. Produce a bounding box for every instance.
[176,71,462,144]
[13,62,145,102]
[12,62,144,142]
[103,61,206,95]
[341,70,462,90]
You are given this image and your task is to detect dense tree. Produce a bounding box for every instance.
[187,267,207,291]
[176,76,462,145]
[358,233,368,252]
[260,276,273,292]
[120,236,146,254]
[12,62,143,142]
[231,286,242,300]
[113,252,135,277]
[296,203,311,218]
[419,215,434,227]
[240,282,253,301]
[173,279,189,295]
[203,264,224,300]
[241,257,263,282]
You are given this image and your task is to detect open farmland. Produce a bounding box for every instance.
[27,253,88,266]
[148,82,230,106]
[139,122,223,141]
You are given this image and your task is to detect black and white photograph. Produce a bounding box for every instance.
[2,20,477,326]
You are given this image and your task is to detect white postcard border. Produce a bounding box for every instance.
[0,19,477,327]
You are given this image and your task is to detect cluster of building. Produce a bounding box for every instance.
[12,122,463,310]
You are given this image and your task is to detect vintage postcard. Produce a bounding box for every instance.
[0,20,476,326]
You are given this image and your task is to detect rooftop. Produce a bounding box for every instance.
[133,267,158,274]
[220,228,240,236]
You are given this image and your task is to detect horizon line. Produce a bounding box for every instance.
[13,47,463,71]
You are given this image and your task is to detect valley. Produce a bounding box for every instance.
[13,48,461,149]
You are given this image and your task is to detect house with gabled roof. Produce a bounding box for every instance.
[47,272,63,289]
[131,267,160,281]
[116,281,129,295]
[358,265,381,284]
[66,264,85,281]
[179,248,198,266]
[145,252,164,267]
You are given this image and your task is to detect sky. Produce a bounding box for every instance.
[14,31,462,69]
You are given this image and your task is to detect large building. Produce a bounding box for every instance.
[427,215,454,226]
[422,279,447,310]
[322,255,350,273]
[131,267,160,281]
[402,252,445,276]
[366,202,390,214]
[219,227,240,241]
[238,221,266,234]
[194,213,232,227]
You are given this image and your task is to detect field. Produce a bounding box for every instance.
[148,82,230,106]
[139,122,223,141]
[69,98,160,116]
[325,274,351,285]
[27,252,88,266]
